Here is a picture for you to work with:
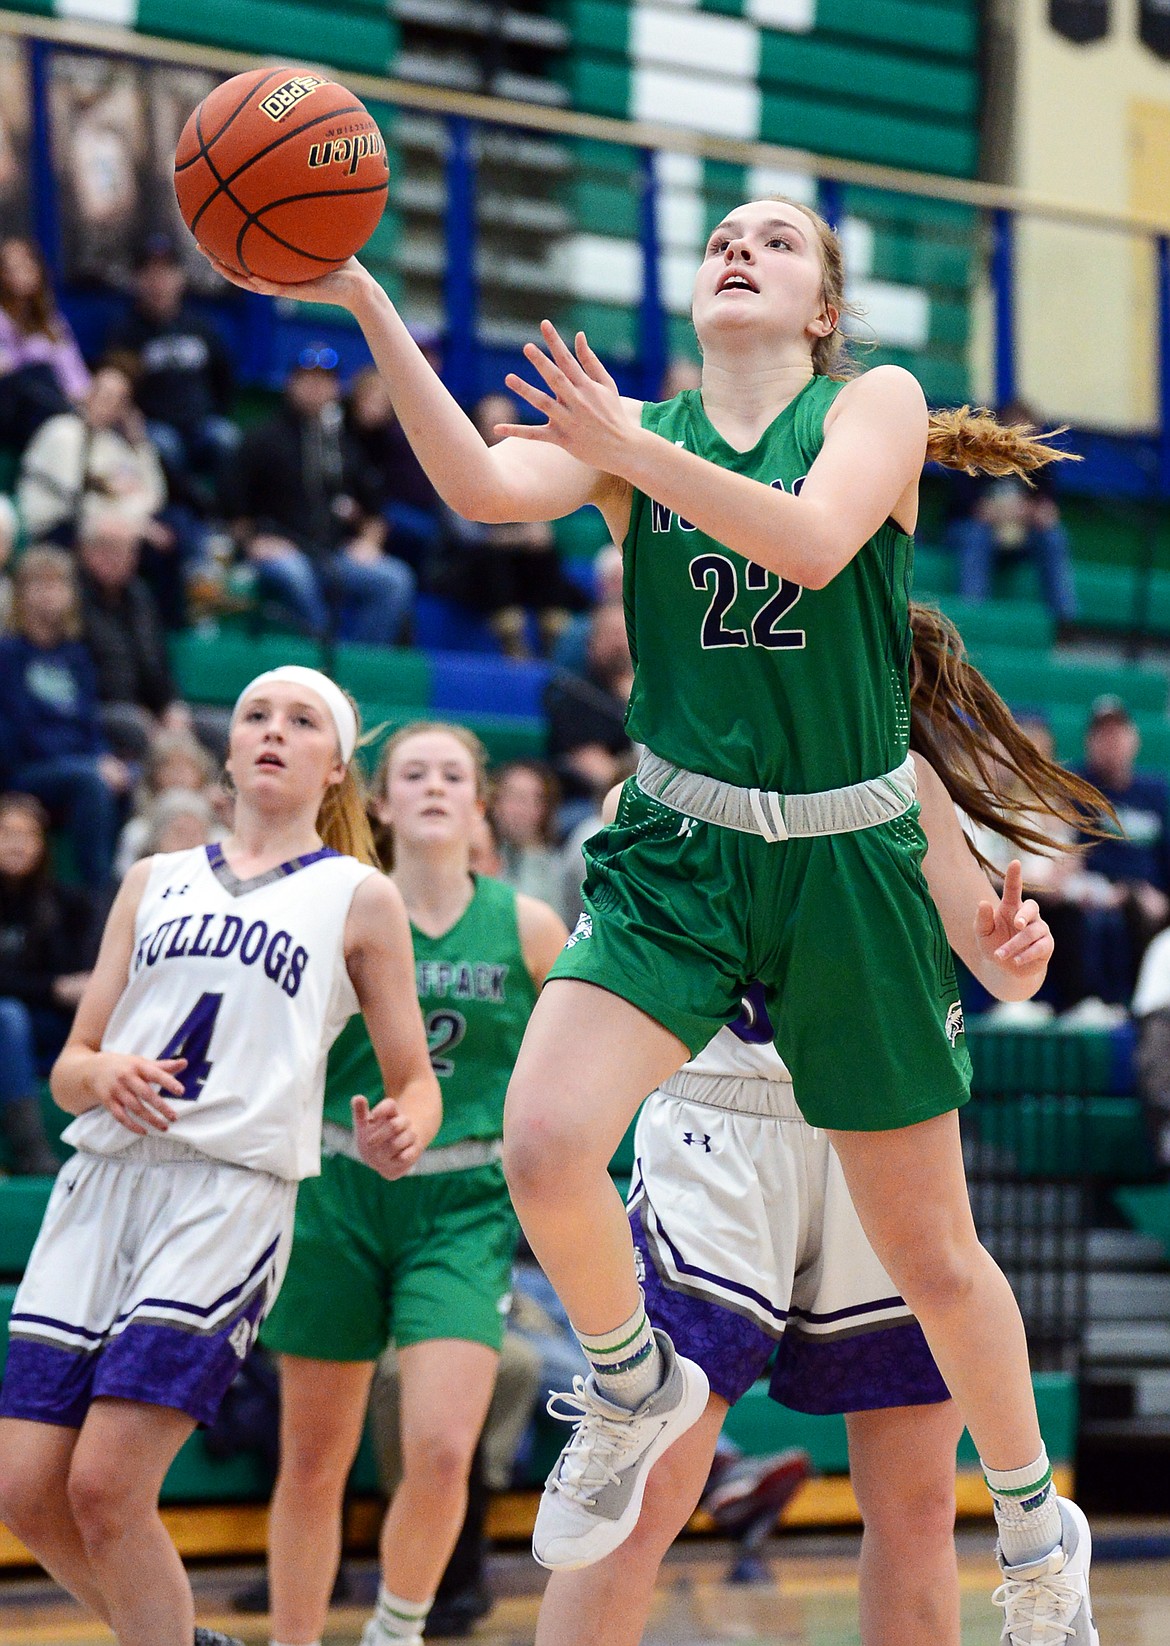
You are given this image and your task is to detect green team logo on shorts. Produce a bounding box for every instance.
[945,1002,965,1046]
[566,913,593,948]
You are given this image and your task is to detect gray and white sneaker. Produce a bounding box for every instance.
[533,1329,710,1571]
[194,1630,245,1646]
[993,1497,1099,1645]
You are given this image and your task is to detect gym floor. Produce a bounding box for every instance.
[2,1528,1169,1645]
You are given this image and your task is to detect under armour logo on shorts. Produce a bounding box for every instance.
[683,1131,712,1152]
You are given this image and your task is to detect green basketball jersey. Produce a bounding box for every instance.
[623,377,914,794]
[322,874,536,1149]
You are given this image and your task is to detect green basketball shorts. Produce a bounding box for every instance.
[262,1154,518,1361]
[549,779,971,1132]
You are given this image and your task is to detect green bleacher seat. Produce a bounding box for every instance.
[967,1023,1118,1097]
[1116,1184,1170,1261]
[332,644,433,708]
[0,1179,52,1275]
[968,646,1169,714]
[169,632,322,705]
[359,705,546,768]
[931,596,1055,652]
[910,542,956,596]
[971,1095,1153,1179]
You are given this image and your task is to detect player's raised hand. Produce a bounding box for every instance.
[198,248,372,312]
[91,1054,186,1135]
[974,859,1053,979]
[352,1093,423,1180]
[501,320,641,472]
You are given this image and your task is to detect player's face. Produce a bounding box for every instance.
[379,732,483,848]
[691,199,830,357]
[227,683,344,805]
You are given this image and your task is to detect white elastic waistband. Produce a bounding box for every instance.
[635,750,917,842]
[322,1122,503,1176]
[655,1070,803,1119]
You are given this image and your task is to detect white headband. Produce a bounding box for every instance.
[234,666,358,763]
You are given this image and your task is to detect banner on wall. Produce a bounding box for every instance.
[1050,0,1111,42]
[49,51,221,288]
[0,38,32,239]
[1141,0,1170,59]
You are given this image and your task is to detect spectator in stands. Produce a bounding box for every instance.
[15,359,194,627]
[942,399,1077,623]
[140,788,214,858]
[544,599,635,808]
[489,760,563,907]
[345,364,444,579]
[1070,695,1170,998]
[437,394,588,658]
[0,547,129,889]
[223,348,414,645]
[0,792,98,1174]
[76,511,192,760]
[467,809,503,878]
[1133,927,1170,1174]
[0,236,90,452]
[103,233,239,495]
[113,730,220,879]
[0,492,15,630]
[551,541,624,675]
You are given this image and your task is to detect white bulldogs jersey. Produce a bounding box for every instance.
[64,843,376,1180]
[682,982,792,1085]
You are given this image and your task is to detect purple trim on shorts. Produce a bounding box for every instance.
[0,1287,268,1428]
[769,1319,950,1415]
[630,1208,950,1415]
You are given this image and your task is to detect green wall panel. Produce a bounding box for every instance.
[760,90,977,176]
[757,32,977,119]
[816,0,978,58]
[138,0,398,73]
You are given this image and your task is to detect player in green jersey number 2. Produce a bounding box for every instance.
[206,198,1098,1646]
[261,723,567,1646]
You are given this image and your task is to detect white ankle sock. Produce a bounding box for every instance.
[365,1585,432,1646]
[573,1295,663,1410]
[983,1448,1063,1567]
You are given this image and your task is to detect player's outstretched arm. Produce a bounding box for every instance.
[344,873,441,1179]
[51,859,188,1131]
[508,325,926,587]
[200,253,623,530]
[915,754,1053,1001]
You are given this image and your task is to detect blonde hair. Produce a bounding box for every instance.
[371,720,490,870]
[12,546,82,641]
[769,196,1075,481]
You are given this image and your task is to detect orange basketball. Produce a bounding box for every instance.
[174,66,389,283]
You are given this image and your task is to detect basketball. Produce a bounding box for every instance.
[173,66,389,282]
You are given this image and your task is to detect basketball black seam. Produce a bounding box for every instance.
[174,66,289,175]
[187,102,371,239]
[238,208,380,270]
[254,182,388,216]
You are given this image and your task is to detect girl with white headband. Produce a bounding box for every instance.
[0,665,441,1646]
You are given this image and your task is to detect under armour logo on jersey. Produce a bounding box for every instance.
[228,1317,255,1360]
[945,1001,965,1047]
[677,817,698,839]
[160,883,191,899]
[683,1132,712,1152]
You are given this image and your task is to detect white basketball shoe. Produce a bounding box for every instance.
[993,1497,1099,1646]
[532,1329,710,1571]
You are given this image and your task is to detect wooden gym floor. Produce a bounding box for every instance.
[2,1528,1169,1646]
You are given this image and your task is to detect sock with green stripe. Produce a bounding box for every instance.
[573,1293,663,1411]
[983,1448,1063,1568]
[364,1586,432,1646]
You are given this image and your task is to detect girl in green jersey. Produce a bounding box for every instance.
[262,723,566,1646]
[207,202,1099,1644]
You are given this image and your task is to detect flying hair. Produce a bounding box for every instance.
[907,602,1115,873]
[769,196,1078,483]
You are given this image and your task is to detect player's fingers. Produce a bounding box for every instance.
[504,373,557,416]
[574,330,617,388]
[540,319,585,379]
[143,1059,187,1098]
[1016,898,1041,930]
[1009,935,1054,970]
[1000,859,1024,916]
[975,900,997,936]
[494,422,554,443]
[351,1094,370,1129]
[110,1101,148,1137]
[522,343,572,398]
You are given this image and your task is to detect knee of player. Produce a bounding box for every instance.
[854,1463,956,1549]
[502,1113,590,1205]
[881,1233,980,1318]
[66,1459,130,1551]
[401,1426,475,1496]
[275,1435,354,1501]
[0,1457,47,1535]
